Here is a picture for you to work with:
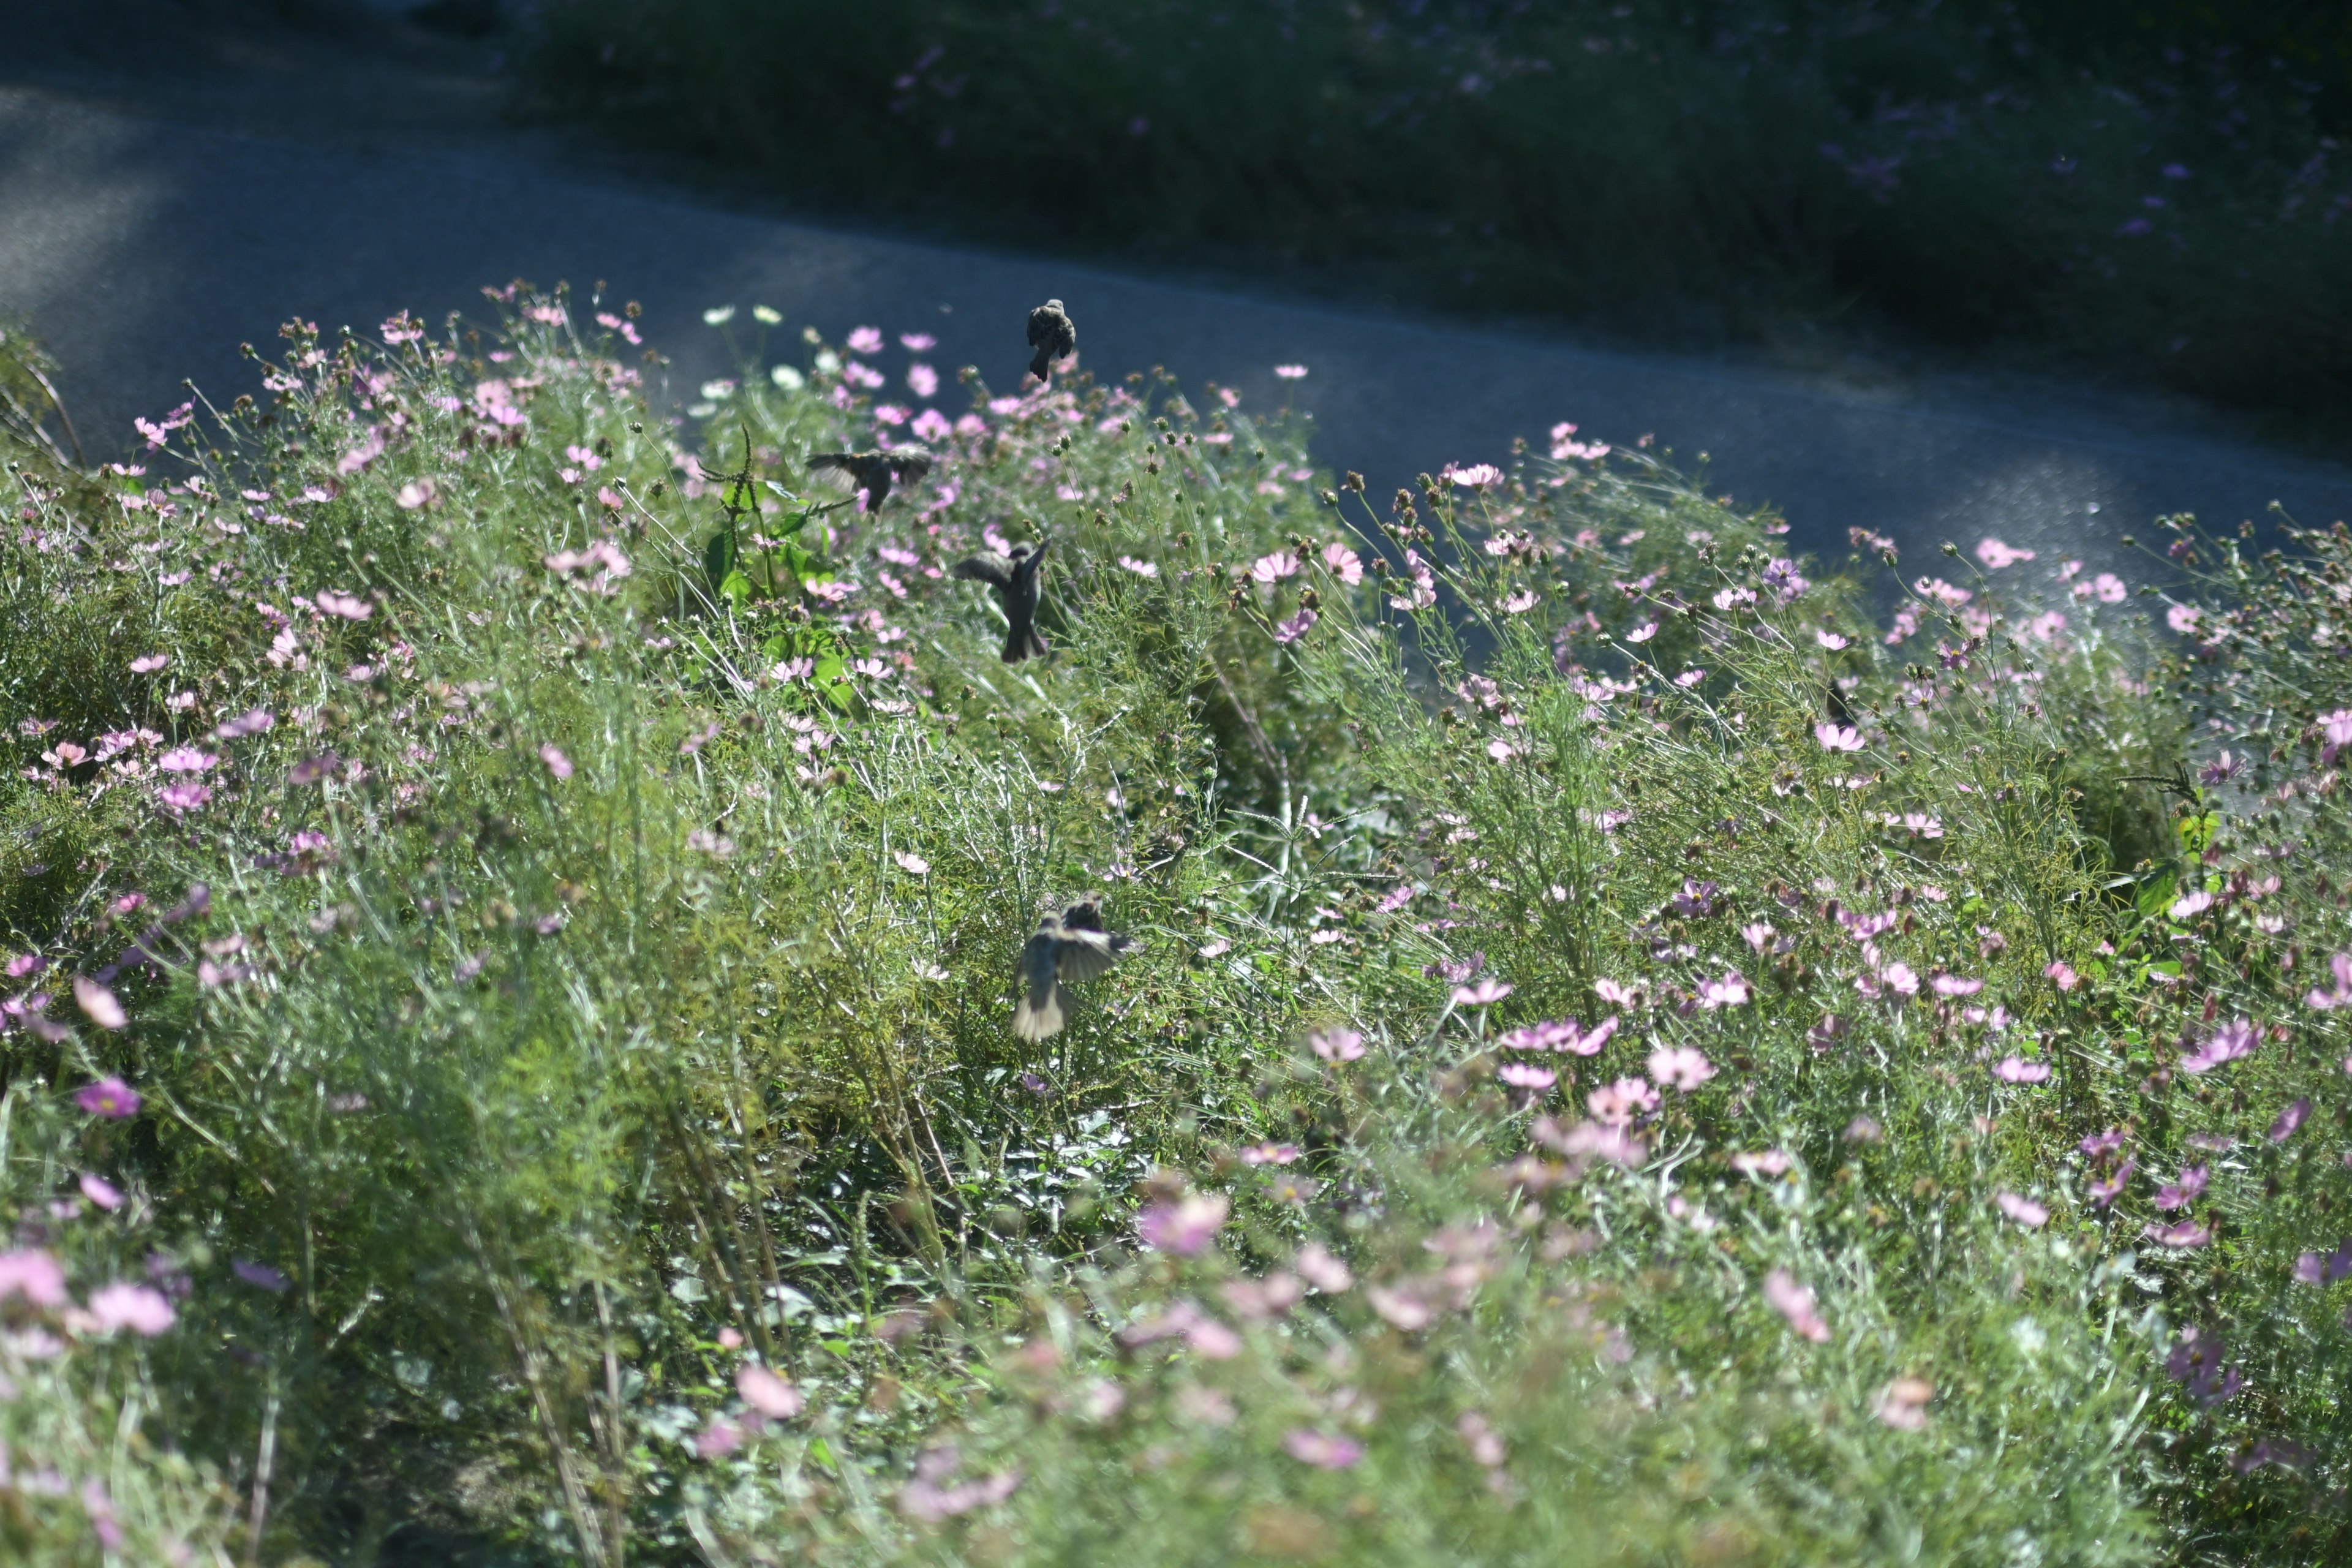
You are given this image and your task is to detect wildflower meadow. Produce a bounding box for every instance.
[0,288,2349,1564]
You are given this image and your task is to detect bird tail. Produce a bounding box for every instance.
[1026,628,1050,659]
[1012,981,1063,1041]
[1001,628,1027,663]
[1030,347,1052,382]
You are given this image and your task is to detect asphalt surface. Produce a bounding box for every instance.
[4,3,2350,575]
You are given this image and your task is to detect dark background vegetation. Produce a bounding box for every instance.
[507,0,2352,442]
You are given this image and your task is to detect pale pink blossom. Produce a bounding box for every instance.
[1997,1192,2049,1227]
[737,1364,802,1419]
[1815,723,1864,753]
[1646,1046,1714,1091]
[86,1281,175,1336]
[1763,1268,1830,1342]
[1137,1193,1229,1256]
[1310,1027,1365,1063]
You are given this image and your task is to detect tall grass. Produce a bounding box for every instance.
[516,1,2352,434]
[0,290,2346,1564]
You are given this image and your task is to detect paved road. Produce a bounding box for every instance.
[3,18,2350,576]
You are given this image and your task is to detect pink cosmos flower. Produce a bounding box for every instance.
[216,708,275,739]
[1624,620,1657,643]
[1273,364,1309,380]
[233,1258,292,1294]
[86,1281,175,1336]
[2269,1098,2312,1144]
[78,1174,124,1211]
[1452,979,1513,1007]
[1283,1429,1362,1469]
[696,1417,746,1460]
[129,653,169,673]
[2303,951,2352,1009]
[539,744,573,779]
[1815,628,1850,650]
[0,1249,67,1306]
[846,326,884,355]
[74,977,127,1030]
[1996,1193,2049,1227]
[1321,542,1364,584]
[1294,1243,1353,1294]
[1697,971,1749,1009]
[1449,464,1502,488]
[899,332,937,352]
[156,747,217,774]
[737,1364,803,1419]
[1240,1142,1301,1166]
[2143,1219,2212,1249]
[2154,1166,2207,1212]
[1732,1149,1790,1177]
[1250,550,1299,583]
[1594,978,1643,1008]
[1975,538,2035,568]
[1310,1028,1366,1062]
[1498,1062,1557,1090]
[2169,889,2214,920]
[2045,961,2079,991]
[2166,604,2201,635]
[1815,722,1864,752]
[76,1077,141,1118]
[906,364,939,399]
[1993,1057,2051,1084]
[1647,1046,1714,1091]
[1763,1268,1830,1342]
[1275,607,1317,644]
[1137,1193,1229,1256]
[1931,973,1982,997]
[2179,1017,2258,1076]
[1587,1076,1657,1125]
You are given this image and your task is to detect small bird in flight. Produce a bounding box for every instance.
[1013,897,1136,1041]
[1027,299,1076,385]
[952,535,1050,662]
[807,449,932,511]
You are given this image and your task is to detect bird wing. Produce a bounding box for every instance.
[1054,924,1133,984]
[807,453,867,491]
[1027,309,1054,349]
[1012,929,1066,1041]
[952,552,1015,587]
[886,452,933,481]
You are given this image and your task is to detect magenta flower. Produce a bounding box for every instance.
[1996,1192,2049,1228]
[1931,973,1982,997]
[845,326,884,356]
[1449,463,1502,488]
[1763,1268,1830,1343]
[2179,1018,2258,1076]
[696,1417,747,1460]
[2143,1219,2213,1250]
[2045,960,2079,991]
[2154,1166,2207,1211]
[1137,1193,1229,1256]
[76,1078,141,1120]
[1283,1428,1362,1469]
[78,1174,124,1212]
[156,780,212,814]
[1452,979,1513,1007]
[1240,1142,1301,1166]
[2271,1098,2312,1144]
[86,1281,175,1336]
[2169,889,2214,920]
[1275,606,1318,644]
[214,708,274,739]
[1994,1057,2051,1084]
[2088,1159,2134,1208]
[1974,537,2035,569]
[1498,1062,1557,1090]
